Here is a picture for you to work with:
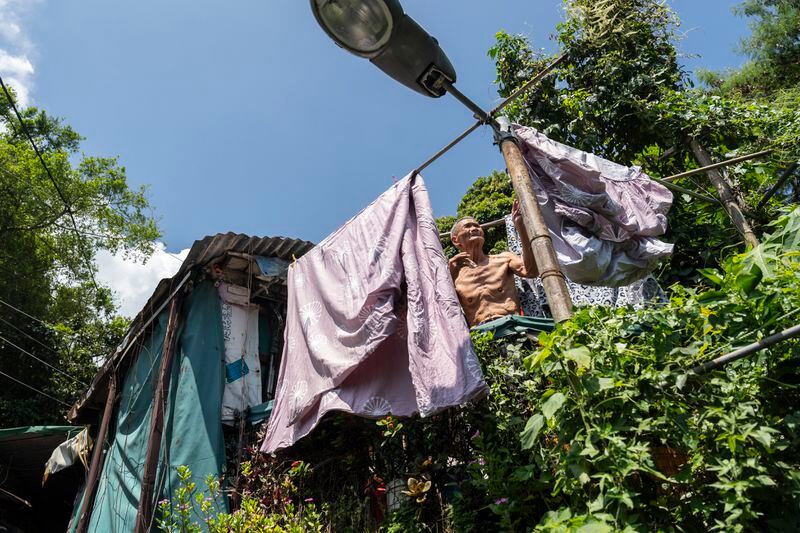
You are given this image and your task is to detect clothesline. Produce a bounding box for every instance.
[436,148,776,239]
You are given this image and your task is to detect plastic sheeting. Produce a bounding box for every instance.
[79,281,228,532]
[471,315,555,339]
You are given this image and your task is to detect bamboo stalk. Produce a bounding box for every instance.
[663,149,773,182]
[690,140,760,247]
[501,137,573,322]
[691,323,800,374]
[757,162,799,211]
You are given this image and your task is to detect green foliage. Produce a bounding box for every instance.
[0,86,159,425]
[490,0,685,162]
[701,0,800,96]
[489,0,799,285]
[459,208,800,531]
[157,465,325,533]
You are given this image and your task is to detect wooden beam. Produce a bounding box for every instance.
[75,374,117,533]
[134,294,184,533]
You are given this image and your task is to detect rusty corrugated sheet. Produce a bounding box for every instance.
[67,233,315,422]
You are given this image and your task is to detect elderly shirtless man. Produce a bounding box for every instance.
[449,200,538,327]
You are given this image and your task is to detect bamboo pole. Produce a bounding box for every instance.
[134,294,183,533]
[757,162,799,211]
[690,139,760,248]
[663,149,773,182]
[691,322,800,374]
[75,374,117,533]
[500,137,573,322]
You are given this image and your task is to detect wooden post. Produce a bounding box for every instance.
[689,139,760,248]
[134,294,183,533]
[75,375,117,533]
[500,137,573,322]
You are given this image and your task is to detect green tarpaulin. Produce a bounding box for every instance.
[79,281,228,531]
[471,314,555,339]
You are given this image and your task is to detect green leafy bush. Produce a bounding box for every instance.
[457,208,800,531]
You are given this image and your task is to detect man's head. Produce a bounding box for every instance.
[450,217,484,251]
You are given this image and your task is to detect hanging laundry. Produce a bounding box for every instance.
[505,216,667,317]
[262,174,487,453]
[43,427,91,485]
[218,282,262,423]
[512,125,673,286]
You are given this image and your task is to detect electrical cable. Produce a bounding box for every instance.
[0,368,72,407]
[0,314,61,355]
[0,75,100,292]
[0,297,79,340]
[0,333,88,385]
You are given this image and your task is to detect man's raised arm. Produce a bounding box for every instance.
[507,199,539,279]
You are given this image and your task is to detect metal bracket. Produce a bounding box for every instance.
[492,115,516,146]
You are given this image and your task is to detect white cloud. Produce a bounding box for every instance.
[95,243,190,318]
[0,0,40,107]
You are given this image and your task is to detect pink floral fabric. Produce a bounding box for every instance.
[262,174,487,453]
[513,125,674,286]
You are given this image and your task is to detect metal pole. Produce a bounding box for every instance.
[74,375,117,533]
[690,139,760,248]
[134,294,183,533]
[691,322,800,374]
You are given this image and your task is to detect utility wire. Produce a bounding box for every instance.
[0,75,100,292]
[0,297,79,340]
[0,314,60,355]
[0,333,87,386]
[0,369,72,407]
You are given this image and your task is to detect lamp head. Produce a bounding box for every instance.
[310,0,457,97]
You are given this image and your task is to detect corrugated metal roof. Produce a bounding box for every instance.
[67,233,314,422]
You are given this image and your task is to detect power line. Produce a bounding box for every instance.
[0,314,60,355]
[0,333,87,386]
[0,369,72,407]
[0,297,78,339]
[0,75,100,293]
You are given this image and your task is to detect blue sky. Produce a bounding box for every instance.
[0,0,752,314]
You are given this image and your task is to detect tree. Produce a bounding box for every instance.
[0,87,160,426]
[488,0,798,284]
[700,0,800,96]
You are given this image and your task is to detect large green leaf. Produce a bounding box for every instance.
[520,414,545,450]
[542,392,567,420]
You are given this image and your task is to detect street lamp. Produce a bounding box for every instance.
[310,0,456,97]
[310,0,573,321]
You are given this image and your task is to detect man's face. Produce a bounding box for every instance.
[453,218,484,251]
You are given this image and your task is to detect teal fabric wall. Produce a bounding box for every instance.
[81,280,228,531]
[160,280,228,519]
